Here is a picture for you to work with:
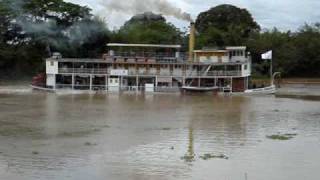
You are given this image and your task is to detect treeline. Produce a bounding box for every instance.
[0,1,319,78]
[247,25,320,77]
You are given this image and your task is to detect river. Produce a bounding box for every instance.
[0,87,320,180]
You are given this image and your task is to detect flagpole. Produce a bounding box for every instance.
[270,57,273,86]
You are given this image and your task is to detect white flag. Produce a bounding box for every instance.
[261,50,272,60]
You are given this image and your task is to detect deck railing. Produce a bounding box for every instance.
[58,68,242,77]
[59,68,109,74]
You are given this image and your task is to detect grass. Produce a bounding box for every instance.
[266,133,297,140]
[199,153,229,160]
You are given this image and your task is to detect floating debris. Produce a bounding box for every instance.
[199,153,229,160]
[32,151,39,155]
[266,133,297,140]
[181,154,195,162]
[162,128,171,131]
[93,128,100,132]
[59,128,102,138]
[84,142,97,146]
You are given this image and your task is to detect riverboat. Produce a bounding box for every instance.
[31,23,275,94]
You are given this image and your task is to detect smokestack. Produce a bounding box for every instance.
[189,22,195,62]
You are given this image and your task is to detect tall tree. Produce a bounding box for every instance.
[0,0,110,77]
[113,12,184,45]
[195,4,260,47]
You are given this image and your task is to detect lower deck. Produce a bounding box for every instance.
[47,74,249,93]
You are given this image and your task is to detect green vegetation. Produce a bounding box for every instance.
[84,142,97,146]
[112,12,184,45]
[195,4,260,47]
[181,153,229,162]
[194,4,320,78]
[199,153,229,160]
[1,1,320,78]
[0,0,110,77]
[266,133,297,140]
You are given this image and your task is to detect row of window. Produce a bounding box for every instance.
[109,79,119,84]
[230,50,245,57]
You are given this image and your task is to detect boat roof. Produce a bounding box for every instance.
[46,58,248,65]
[107,43,181,49]
[193,50,228,53]
[226,46,247,50]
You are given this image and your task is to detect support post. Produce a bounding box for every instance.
[120,76,122,91]
[182,77,186,87]
[106,75,108,91]
[89,75,93,91]
[136,76,139,92]
[53,74,56,90]
[155,76,158,90]
[171,77,174,87]
[72,74,75,90]
[231,78,233,93]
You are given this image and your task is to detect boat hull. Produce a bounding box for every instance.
[181,86,219,92]
[243,85,276,95]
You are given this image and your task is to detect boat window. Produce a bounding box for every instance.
[50,61,54,66]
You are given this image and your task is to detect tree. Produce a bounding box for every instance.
[195,4,260,47]
[113,12,184,45]
[0,0,110,77]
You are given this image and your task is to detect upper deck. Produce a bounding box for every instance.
[46,44,251,78]
[48,44,250,65]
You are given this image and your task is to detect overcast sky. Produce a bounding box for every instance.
[66,0,320,31]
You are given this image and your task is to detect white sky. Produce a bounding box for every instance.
[66,0,320,31]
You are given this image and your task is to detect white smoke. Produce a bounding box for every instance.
[100,0,192,22]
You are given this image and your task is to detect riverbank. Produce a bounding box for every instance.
[276,83,320,100]
[252,78,320,86]
[250,78,320,100]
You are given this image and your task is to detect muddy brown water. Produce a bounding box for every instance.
[0,90,320,180]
